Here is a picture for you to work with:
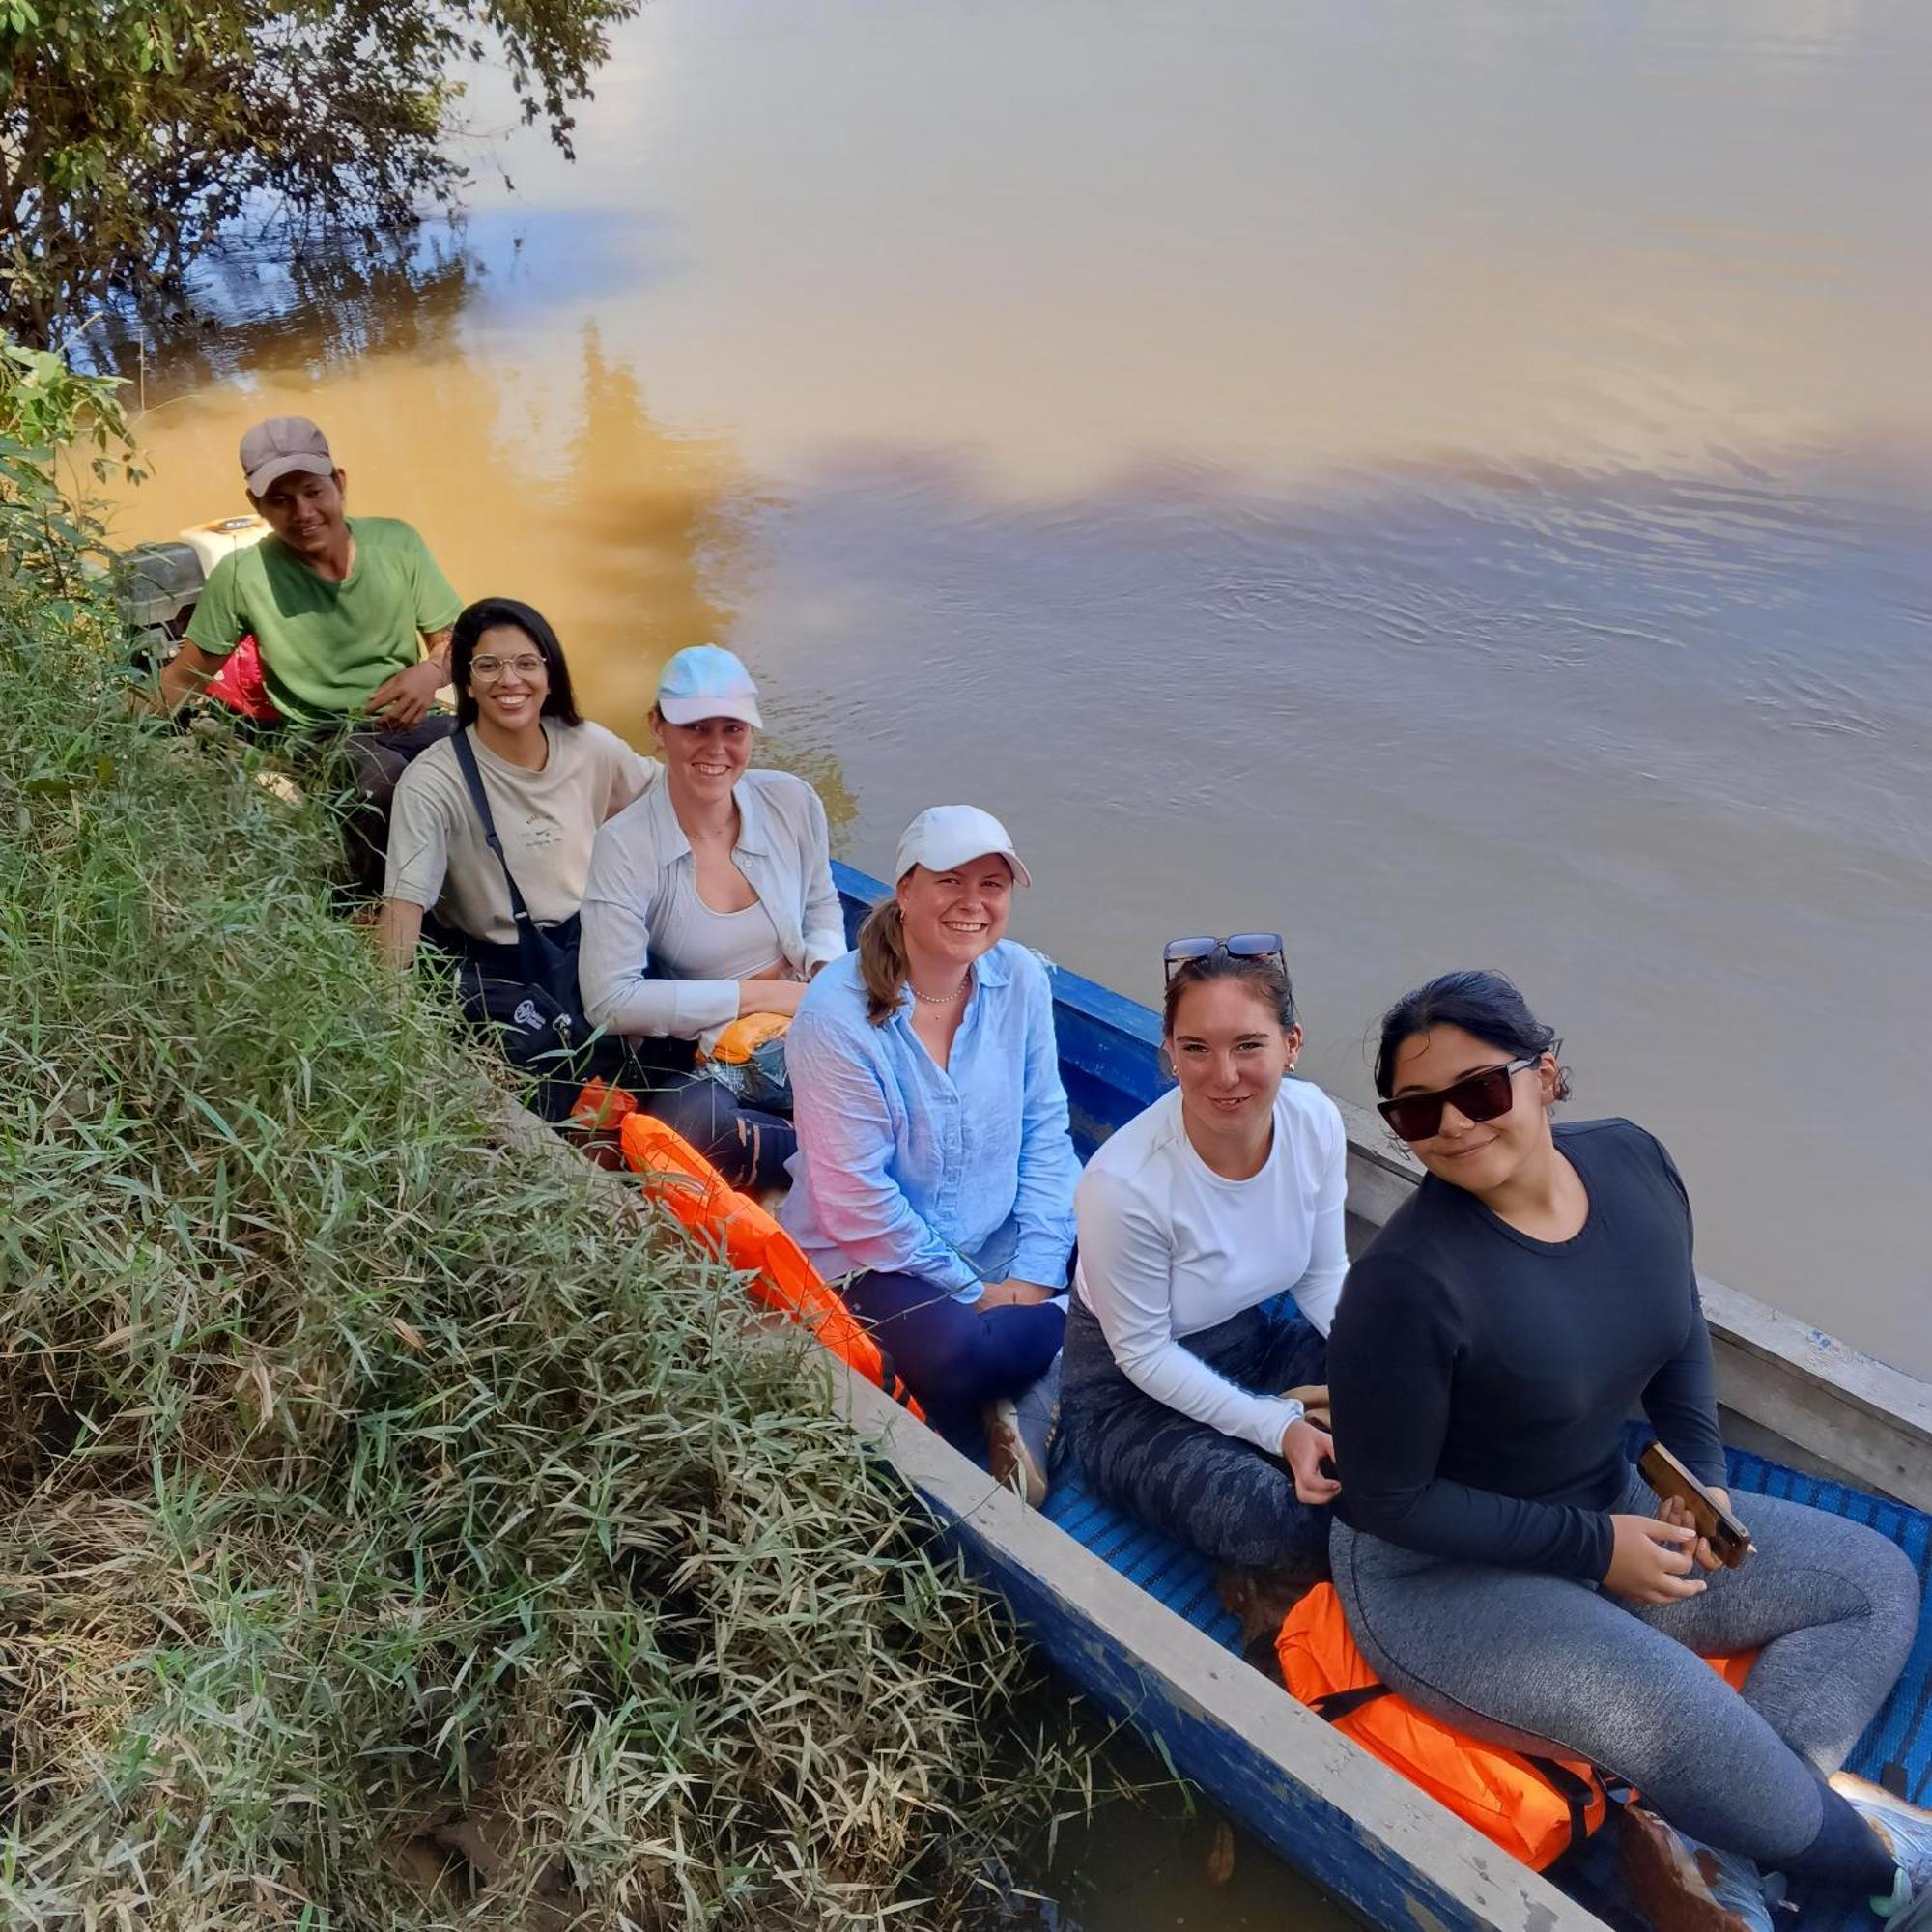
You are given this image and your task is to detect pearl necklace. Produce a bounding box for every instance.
[911,979,970,1007]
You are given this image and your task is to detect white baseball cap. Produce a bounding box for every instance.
[893,806,1032,889]
[656,644,763,727]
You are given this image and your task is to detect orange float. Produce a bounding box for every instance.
[1277,1582,1754,1870]
[618,1111,924,1420]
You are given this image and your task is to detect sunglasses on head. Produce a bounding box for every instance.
[1162,932,1286,983]
[1376,1055,1539,1143]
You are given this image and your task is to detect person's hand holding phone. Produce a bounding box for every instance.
[1658,1488,1733,1573]
[1604,1514,1705,1602]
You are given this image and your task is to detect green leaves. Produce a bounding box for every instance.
[0,333,137,609]
[1,0,641,343]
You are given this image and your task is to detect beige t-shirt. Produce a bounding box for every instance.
[384,721,655,946]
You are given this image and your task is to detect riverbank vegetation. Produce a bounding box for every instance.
[0,0,639,344]
[0,370,1076,1925]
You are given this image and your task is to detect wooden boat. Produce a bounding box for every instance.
[824,860,1932,1932]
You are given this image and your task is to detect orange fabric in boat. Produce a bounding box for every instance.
[618,1112,925,1420]
[1277,1583,1755,1870]
[697,1011,790,1066]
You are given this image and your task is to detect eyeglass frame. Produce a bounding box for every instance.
[469,652,549,681]
[1375,1054,1541,1143]
[1161,932,1287,984]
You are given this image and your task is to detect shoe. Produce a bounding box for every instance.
[1829,1772,1932,1919]
[984,1398,1046,1508]
[1618,1803,1775,1932]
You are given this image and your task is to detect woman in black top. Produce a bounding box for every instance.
[1327,972,1927,1932]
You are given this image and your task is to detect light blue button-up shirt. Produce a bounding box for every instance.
[781,941,1080,1300]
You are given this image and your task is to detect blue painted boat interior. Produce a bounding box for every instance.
[831,865,1932,1927]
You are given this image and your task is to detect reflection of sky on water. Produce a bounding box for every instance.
[98,0,1932,1377]
[435,0,1932,495]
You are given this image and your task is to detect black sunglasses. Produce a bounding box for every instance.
[1162,932,1287,983]
[1377,1056,1538,1143]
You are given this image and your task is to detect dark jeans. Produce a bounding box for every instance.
[290,716,456,896]
[637,1071,796,1193]
[1331,1465,1918,1889]
[1059,1296,1331,1576]
[843,1269,1066,1447]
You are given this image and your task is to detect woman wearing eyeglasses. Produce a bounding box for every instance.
[1058,934,1349,1600]
[781,807,1079,1503]
[379,597,653,974]
[1327,971,1925,1932]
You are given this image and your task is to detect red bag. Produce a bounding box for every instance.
[203,635,281,723]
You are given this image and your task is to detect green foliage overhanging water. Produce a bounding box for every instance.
[0,355,1076,1928]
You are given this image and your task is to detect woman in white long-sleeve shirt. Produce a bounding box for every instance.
[578,644,844,1188]
[1060,935,1349,1586]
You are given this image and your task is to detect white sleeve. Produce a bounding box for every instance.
[1287,1097,1350,1337]
[1076,1165,1304,1456]
[578,817,741,1037]
[383,759,451,911]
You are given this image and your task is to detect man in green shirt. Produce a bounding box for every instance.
[157,416,465,890]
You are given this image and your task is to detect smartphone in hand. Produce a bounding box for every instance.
[1638,1440,1754,1568]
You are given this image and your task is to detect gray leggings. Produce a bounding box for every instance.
[1331,1467,1919,1882]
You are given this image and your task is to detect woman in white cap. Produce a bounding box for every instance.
[578,644,844,1189]
[781,807,1080,1502]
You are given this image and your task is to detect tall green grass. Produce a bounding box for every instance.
[0,560,1074,1924]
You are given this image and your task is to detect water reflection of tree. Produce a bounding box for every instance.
[90,226,480,400]
[541,329,855,832]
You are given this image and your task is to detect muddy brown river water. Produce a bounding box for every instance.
[98,3,1932,1918]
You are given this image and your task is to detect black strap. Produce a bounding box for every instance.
[1524,1753,1596,1849]
[1311,1684,1394,1722]
[450,728,576,992]
[1312,1680,1599,1852]
[451,728,536,932]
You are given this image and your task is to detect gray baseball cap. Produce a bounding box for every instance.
[240,416,335,496]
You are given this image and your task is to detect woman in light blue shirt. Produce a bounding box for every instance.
[782,806,1079,1502]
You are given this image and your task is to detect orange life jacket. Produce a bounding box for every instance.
[1276,1583,1753,1871]
[618,1112,925,1420]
